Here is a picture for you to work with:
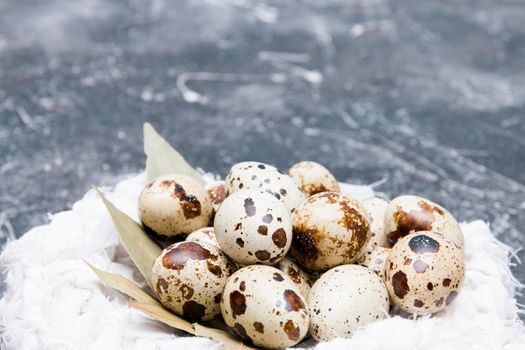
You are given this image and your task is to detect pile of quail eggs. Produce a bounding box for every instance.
[138,161,465,349]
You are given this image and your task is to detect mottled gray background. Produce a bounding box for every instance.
[0,0,524,308]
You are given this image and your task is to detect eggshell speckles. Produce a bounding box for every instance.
[384,195,464,249]
[290,192,370,271]
[214,190,292,265]
[225,161,306,212]
[275,257,312,298]
[186,227,218,247]
[385,231,464,315]
[357,197,390,263]
[308,265,389,341]
[152,241,233,322]
[221,265,309,349]
[139,174,212,238]
[288,161,340,197]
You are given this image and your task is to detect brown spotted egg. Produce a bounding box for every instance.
[214,189,292,265]
[185,227,218,247]
[288,161,340,196]
[207,182,226,214]
[139,174,212,238]
[385,231,464,315]
[152,241,233,322]
[384,195,464,249]
[357,197,390,263]
[308,264,389,341]
[361,246,391,281]
[275,257,312,298]
[225,161,306,212]
[221,265,309,349]
[290,192,370,271]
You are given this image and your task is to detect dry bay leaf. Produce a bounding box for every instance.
[144,122,205,184]
[194,323,260,350]
[128,301,194,334]
[94,187,162,290]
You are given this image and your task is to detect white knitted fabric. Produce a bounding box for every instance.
[1,172,524,350]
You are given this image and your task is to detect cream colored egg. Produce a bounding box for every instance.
[361,246,391,281]
[290,192,370,271]
[139,174,212,238]
[225,161,306,212]
[207,182,226,213]
[275,257,312,298]
[385,231,464,315]
[221,265,309,349]
[357,197,390,263]
[214,189,292,265]
[152,241,233,322]
[383,195,464,249]
[186,227,218,247]
[288,161,340,197]
[308,264,389,341]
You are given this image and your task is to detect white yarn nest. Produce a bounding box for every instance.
[1,172,524,350]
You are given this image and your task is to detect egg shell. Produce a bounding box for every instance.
[357,197,390,263]
[139,174,212,238]
[290,192,370,271]
[214,189,292,265]
[385,231,465,315]
[288,161,340,197]
[275,257,312,298]
[186,227,218,247]
[207,182,227,213]
[225,161,306,212]
[152,241,233,322]
[383,195,464,249]
[308,264,389,341]
[361,246,391,281]
[221,265,309,349]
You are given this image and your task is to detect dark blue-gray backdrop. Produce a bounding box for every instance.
[1,0,524,308]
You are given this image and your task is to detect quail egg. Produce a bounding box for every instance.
[207,182,226,213]
[308,264,389,341]
[361,246,391,281]
[152,241,233,322]
[357,197,390,263]
[275,257,312,298]
[288,161,340,196]
[384,195,464,249]
[290,192,370,271]
[139,174,212,238]
[186,227,218,247]
[225,161,306,212]
[385,231,464,315]
[221,265,309,349]
[214,189,292,265]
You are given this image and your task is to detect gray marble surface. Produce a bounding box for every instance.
[1,0,524,309]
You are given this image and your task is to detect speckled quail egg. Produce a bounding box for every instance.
[185,227,218,247]
[357,197,390,263]
[290,192,370,271]
[385,231,464,315]
[308,264,389,341]
[207,181,227,213]
[214,189,292,265]
[225,161,306,212]
[288,161,340,197]
[152,241,234,322]
[139,174,212,238]
[361,246,391,281]
[275,257,312,298]
[383,195,464,249]
[221,265,309,349]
